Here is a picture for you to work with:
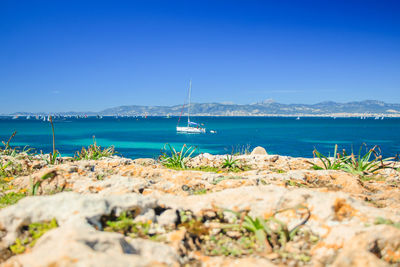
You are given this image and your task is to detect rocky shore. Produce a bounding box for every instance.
[1,149,400,267]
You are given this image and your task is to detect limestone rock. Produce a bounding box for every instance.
[157,209,177,227]
[250,146,268,155]
[132,158,157,166]
[1,152,400,266]
[331,225,400,267]
[3,224,179,267]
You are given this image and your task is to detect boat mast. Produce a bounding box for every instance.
[188,80,192,125]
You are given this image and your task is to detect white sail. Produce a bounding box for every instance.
[176,80,206,133]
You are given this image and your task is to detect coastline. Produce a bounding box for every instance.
[3,100,400,118]
[3,113,400,118]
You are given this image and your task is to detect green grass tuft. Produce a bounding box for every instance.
[9,218,58,254]
[192,188,207,195]
[374,217,400,229]
[104,211,153,238]
[0,192,26,208]
[74,136,115,161]
[211,176,243,185]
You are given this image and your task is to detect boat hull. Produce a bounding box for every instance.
[176,126,206,133]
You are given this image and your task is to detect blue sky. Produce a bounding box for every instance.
[0,0,399,112]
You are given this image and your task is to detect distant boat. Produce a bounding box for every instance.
[176,80,206,133]
[12,115,18,120]
[26,115,31,120]
[296,116,300,120]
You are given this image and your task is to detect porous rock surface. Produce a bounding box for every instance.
[250,146,268,155]
[1,153,400,266]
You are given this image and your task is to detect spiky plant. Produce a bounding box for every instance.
[222,154,239,169]
[0,131,18,156]
[159,144,197,169]
[312,144,349,170]
[340,145,394,176]
[225,205,310,249]
[74,136,115,161]
[48,116,60,165]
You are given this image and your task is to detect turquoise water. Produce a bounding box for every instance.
[0,116,399,159]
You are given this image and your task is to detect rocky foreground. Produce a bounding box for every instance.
[1,149,400,267]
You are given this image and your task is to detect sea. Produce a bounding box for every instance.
[0,116,399,159]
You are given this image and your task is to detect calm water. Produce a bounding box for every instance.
[0,116,399,159]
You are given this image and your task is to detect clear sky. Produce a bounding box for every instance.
[1,0,399,113]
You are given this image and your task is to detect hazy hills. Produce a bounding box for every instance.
[8,100,400,116]
[98,100,400,116]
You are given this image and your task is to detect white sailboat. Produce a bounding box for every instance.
[176,80,206,133]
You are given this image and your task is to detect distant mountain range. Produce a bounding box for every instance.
[97,100,400,116]
[8,100,400,117]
